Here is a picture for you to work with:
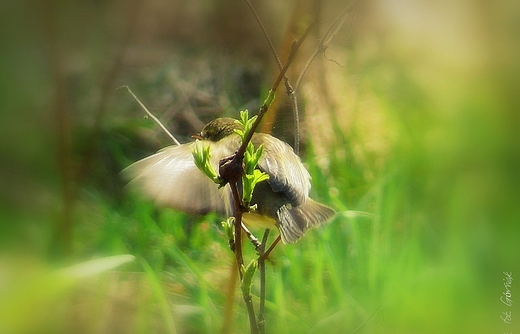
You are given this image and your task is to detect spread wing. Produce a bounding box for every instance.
[252,133,311,206]
[123,143,234,215]
[123,133,312,216]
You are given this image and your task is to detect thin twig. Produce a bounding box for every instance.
[229,183,245,279]
[242,222,261,249]
[118,85,181,145]
[242,0,293,95]
[290,92,301,154]
[244,0,307,154]
[287,2,356,155]
[259,236,281,262]
[244,292,258,334]
[295,2,357,92]
[236,20,316,162]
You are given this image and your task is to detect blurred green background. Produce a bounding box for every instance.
[1,0,519,333]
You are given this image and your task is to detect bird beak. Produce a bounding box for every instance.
[191,133,203,140]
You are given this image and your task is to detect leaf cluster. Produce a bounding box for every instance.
[235,110,270,208]
[192,141,223,186]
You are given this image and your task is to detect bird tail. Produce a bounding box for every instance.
[277,199,335,244]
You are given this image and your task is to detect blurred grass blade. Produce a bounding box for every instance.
[140,257,178,334]
[54,254,135,279]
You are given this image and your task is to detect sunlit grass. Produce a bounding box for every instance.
[5,59,518,333]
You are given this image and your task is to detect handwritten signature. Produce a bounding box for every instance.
[500,271,513,327]
[501,272,513,307]
[501,311,512,325]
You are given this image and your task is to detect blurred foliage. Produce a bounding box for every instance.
[1,0,519,333]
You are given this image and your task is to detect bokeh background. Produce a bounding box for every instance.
[1,0,519,333]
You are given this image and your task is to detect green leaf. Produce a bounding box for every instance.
[221,217,235,241]
[241,259,258,297]
[252,169,270,184]
[191,141,221,184]
[242,169,269,205]
[234,128,245,138]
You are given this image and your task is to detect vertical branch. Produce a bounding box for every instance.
[217,20,314,334]
[229,182,245,277]
[228,181,258,334]
[242,272,258,334]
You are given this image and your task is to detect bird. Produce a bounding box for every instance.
[123,117,335,244]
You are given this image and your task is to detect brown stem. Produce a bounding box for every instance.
[259,236,282,262]
[242,0,293,95]
[229,182,245,278]
[230,179,258,333]
[244,289,258,334]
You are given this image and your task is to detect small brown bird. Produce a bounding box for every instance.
[124,117,335,243]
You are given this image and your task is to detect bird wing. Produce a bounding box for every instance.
[123,133,312,215]
[122,143,233,215]
[252,133,311,206]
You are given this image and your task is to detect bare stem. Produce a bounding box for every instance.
[244,286,258,334]
[290,92,301,155]
[228,181,257,333]
[290,2,357,153]
[242,0,293,95]
[236,20,316,162]
[242,223,261,249]
[229,182,244,278]
[244,0,305,153]
[119,85,181,146]
[259,236,282,262]
[295,2,357,92]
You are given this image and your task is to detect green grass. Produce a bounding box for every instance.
[3,69,519,333]
[46,93,516,333]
